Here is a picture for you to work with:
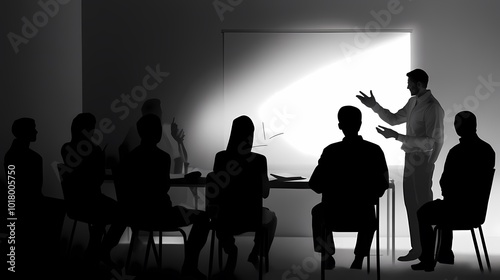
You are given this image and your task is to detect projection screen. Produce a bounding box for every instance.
[223,30,411,176]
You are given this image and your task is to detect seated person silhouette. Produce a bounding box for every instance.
[5,118,67,275]
[4,118,43,220]
[61,113,126,267]
[119,114,209,280]
[210,115,278,279]
[4,118,66,273]
[411,111,496,271]
[309,106,389,270]
[119,98,187,173]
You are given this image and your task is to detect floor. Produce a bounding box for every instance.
[52,231,500,280]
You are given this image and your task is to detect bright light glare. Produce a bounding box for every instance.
[224,33,411,173]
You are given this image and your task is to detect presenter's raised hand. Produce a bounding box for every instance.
[356,90,376,108]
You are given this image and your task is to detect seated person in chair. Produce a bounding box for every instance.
[119,98,187,174]
[119,114,209,280]
[5,118,43,223]
[310,106,389,270]
[412,111,496,271]
[210,115,278,279]
[61,113,126,267]
[4,118,65,274]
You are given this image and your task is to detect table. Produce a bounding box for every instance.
[171,176,396,261]
[266,178,396,261]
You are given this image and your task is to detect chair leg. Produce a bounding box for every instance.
[259,226,269,273]
[259,228,264,280]
[126,229,138,274]
[67,218,77,256]
[433,227,441,267]
[265,230,269,273]
[321,229,326,280]
[158,231,163,270]
[376,224,380,280]
[218,237,223,271]
[471,229,484,272]
[208,229,216,279]
[150,232,160,268]
[180,229,188,271]
[478,226,491,272]
[144,232,154,272]
[367,251,370,273]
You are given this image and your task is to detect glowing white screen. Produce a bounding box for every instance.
[224,32,411,175]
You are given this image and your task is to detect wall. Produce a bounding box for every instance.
[68,0,500,237]
[1,0,82,199]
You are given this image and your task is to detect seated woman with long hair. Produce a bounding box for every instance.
[211,115,278,279]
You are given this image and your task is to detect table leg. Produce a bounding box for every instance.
[188,186,199,210]
[387,187,390,255]
[392,181,396,263]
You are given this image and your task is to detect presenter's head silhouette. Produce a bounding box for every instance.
[454,111,477,137]
[137,114,162,145]
[406,68,429,96]
[12,118,37,142]
[71,113,96,142]
[227,115,255,154]
[338,106,362,137]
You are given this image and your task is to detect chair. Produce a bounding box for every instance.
[112,166,188,273]
[57,163,93,256]
[320,200,381,280]
[207,223,269,280]
[205,172,270,280]
[124,222,188,273]
[433,168,495,273]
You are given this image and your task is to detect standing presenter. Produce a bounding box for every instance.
[356,69,444,261]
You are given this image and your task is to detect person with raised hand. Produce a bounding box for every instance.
[356,69,445,262]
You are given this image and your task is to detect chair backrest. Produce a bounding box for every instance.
[112,164,142,222]
[327,199,379,232]
[57,163,74,202]
[475,168,496,226]
[111,165,133,207]
[205,172,221,220]
[205,172,219,204]
[57,162,91,222]
[206,170,265,232]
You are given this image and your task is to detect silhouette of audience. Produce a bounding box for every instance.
[7,93,498,279]
[4,118,65,275]
[61,113,126,267]
[411,111,496,271]
[309,106,389,270]
[119,114,209,280]
[210,115,278,279]
[119,98,187,173]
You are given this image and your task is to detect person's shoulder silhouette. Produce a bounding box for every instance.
[450,111,495,167]
[4,118,43,216]
[440,111,495,204]
[61,113,105,205]
[120,114,172,212]
[119,99,178,165]
[310,105,389,204]
[213,115,269,230]
[124,113,171,170]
